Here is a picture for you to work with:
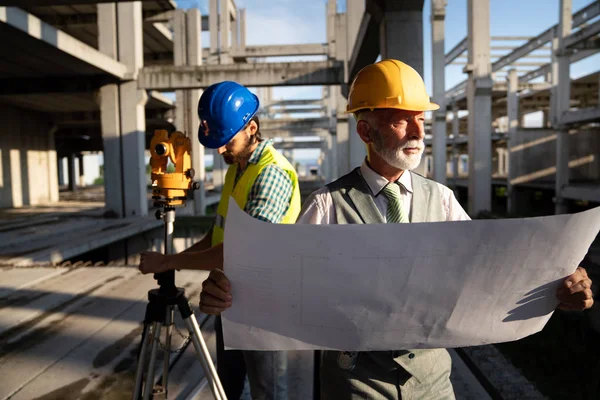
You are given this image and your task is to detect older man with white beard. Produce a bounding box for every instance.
[199,59,595,399]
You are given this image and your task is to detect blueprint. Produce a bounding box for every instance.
[221,201,600,350]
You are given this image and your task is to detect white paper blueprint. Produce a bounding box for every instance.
[222,201,600,351]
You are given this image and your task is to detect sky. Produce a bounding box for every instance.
[172,0,600,160]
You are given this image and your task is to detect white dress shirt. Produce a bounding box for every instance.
[297,161,471,224]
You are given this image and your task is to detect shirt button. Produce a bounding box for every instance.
[409,353,415,359]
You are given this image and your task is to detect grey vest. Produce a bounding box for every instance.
[327,167,446,224]
[322,168,454,398]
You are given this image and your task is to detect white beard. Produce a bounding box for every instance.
[373,134,424,171]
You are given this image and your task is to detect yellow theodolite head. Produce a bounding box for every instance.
[150,130,199,207]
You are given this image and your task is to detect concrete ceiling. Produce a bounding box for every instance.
[18,1,174,56]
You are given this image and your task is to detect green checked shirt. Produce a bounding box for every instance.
[234,139,294,224]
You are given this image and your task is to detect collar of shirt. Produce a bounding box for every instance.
[247,138,273,165]
[359,159,413,197]
[235,138,273,182]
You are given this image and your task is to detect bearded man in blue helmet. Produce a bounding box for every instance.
[139,81,301,399]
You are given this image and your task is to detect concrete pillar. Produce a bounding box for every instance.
[187,8,206,216]
[507,69,518,214]
[219,0,231,63]
[174,9,207,216]
[57,156,65,186]
[174,9,186,132]
[118,2,147,218]
[77,154,85,187]
[68,153,76,191]
[452,103,459,185]
[431,0,447,184]
[326,0,336,59]
[348,117,365,168]
[466,0,492,215]
[231,8,238,49]
[209,0,219,64]
[239,8,246,51]
[379,1,424,76]
[554,0,572,214]
[98,2,147,217]
[47,129,59,202]
[98,3,123,216]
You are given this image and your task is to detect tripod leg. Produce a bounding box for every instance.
[161,306,175,396]
[143,322,163,400]
[183,314,227,400]
[132,322,152,400]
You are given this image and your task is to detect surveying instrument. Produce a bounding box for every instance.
[132,130,227,400]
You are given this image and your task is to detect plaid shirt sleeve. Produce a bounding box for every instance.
[244,164,294,223]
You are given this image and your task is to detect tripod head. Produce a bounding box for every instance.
[149,129,199,295]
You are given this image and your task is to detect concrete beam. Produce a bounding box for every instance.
[230,43,327,59]
[519,48,599,83]
[268,107,326,114]
[137,61,344,90]
[0,76,118,94]
[561,107,600,125]
[262,129,329,139]
[445,37,467,65]
[562,185,600,203]
[492,1,599,72]
[492,27,556,72]
[564,18,600,49]
[261,117,331,131]
[268,99,322,107]
[0,7,127,79]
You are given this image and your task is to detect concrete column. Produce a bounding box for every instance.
[209,0,219,63]
[554,0,572,214]
[77,154,85,187]
[118,1,148,217]
[452,103,459,193]
[174,9,187,132]
[68,153,76,191]
[57,156,65,186]
[239,8,246,51]
[219,0,231,63]
[47,129,59,202]
[326,0,336,59]
[506,69,518,214]
[187,9,206,216]
[231,8,238,49]
[379,1,424,76]
[326,133,337,183]
[466,0,492,215]
[348,117,365,168]
[98,3,123,216]
[431,0,446,184]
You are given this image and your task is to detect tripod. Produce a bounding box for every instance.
[132,206,227,400]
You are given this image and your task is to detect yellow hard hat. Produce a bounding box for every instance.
[346,59,439,113]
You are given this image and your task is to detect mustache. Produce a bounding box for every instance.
[400,140,424,150]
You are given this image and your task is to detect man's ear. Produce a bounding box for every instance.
[246,120,258,136]
[356,120,372,144]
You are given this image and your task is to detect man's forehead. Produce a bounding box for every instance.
[374,108,424,121]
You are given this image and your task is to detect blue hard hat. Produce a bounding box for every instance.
[197,81,260,149]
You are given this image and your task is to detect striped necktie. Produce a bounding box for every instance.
[382,182,408,223]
